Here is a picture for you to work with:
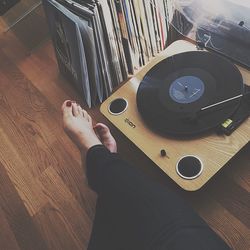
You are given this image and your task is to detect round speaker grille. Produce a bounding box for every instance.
[108,98,128,115]
[176,155,203,180]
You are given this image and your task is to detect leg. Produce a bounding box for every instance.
[86,146,230,250]
[87,195,120,250]
[62,100,120,249]
[62,101,230,250]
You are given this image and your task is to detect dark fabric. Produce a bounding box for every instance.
[86,145,230,250]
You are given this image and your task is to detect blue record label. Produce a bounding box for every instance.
[169,76,205,104]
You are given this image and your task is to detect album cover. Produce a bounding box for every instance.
[114,0,134,74]
[137,0,152,59]
[158,0,168,49]
[122,0,140,70]
[130,0,145,64]
[91,3,113,98]
[78,17,102,104]
[143,0,157,56]
[100,0,123,87]
[43,0,92,106]
[58,0,105,103]
[110,0,129,80]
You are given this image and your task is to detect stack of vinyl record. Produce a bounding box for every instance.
[43,0,172,107]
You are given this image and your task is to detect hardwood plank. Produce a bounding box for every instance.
[48,141,97,219]
[224,145,250,193]
[210,177,250,229]
[34,203,85,250]
[0,161,47,249]
[190,195,250,250]
[0,28,29,63]
[0,1,49,49]
[0,124,48,215]
[0,205,20,250]
[36,167,94,249]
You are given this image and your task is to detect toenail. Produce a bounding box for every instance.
[66,101,71,107]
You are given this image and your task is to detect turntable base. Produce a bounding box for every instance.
[100,40,250,191]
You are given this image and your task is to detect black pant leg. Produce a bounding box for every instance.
[86,145,230,250]
[87,195,121,250]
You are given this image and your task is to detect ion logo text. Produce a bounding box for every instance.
[125,118,136,128]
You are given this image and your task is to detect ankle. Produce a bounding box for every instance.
[79,142,103,158]
[78,136,102,152]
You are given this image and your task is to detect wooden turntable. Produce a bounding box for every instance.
[100,40,250,191]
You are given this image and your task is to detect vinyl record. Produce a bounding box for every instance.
[136,51,244,136]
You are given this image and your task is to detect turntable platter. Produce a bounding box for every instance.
[136,51,244,136]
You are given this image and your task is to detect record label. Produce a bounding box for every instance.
[169,75,205,104]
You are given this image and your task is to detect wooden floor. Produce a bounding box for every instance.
[0,18,249,250]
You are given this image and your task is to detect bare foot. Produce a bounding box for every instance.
[94,123,117,153]
[62,100,101,155]
[62,100,117,155]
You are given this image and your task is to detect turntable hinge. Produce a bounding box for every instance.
[196,41,205,50]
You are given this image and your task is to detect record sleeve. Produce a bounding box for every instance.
[137,0,152,59]
[154,0,164,50]
[98,0,123,86]
[143,0,157,56]
[129,0,143,66]
[114,0,134,74]
[150,0,161,53]
[158,0,168,48]
[43,0,92,106]
[122,0,140,70]
[131,0,148,64]
[104,0,128,82]
[78,17,102,104]
[124,0,141,68]
[91,3,113,99]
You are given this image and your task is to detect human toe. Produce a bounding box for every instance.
[62,100,73,117]
[94,123,115,142]
[94,123,110,134]
[72,102,80,116]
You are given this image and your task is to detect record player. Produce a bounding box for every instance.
[100,1,250,191]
